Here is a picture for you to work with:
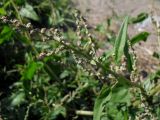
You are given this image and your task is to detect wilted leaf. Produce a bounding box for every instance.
[20,3,39,21]
[114,16,128,64]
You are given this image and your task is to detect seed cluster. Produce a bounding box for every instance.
[0,15,102,82]
[0,14,159,119]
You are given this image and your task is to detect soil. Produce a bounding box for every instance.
[73,0,160,73]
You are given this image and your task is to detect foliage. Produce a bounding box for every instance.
[0,0,160,120]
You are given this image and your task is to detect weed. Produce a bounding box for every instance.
[0,1,160,120]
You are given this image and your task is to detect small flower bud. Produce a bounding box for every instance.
[40,28,46,34]
[29,30,34,35]
[2,18,8,23]
[26,23,32,29]
[49,28,54,32]
[1,16,7,20]
[37,52,46,60]
[12,19,19,24]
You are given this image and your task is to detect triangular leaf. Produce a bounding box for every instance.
[110,84,131,105]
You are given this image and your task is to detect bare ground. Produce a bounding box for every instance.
[73,0,160,73]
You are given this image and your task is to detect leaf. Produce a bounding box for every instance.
[15,0,25,5]
[11,92,25,106]
[156,107,160,120]
[114,16,129,64]
[60,70,70,79]
[124,40,133,72]
[143,70,160,91]
[93,86,111,120]
[20,3,39,21]
[102,49,114,60]
[0,8,6,15]
[90,60,96,65]
[130,12,148,24]
[101,49,114,68]
[130,32,149,45]
[49,105,66,119]
[23,61,38,80]
[95,23,106,33]
[0,26,13,44]
[116,75,132,87]
[110,84,131,105]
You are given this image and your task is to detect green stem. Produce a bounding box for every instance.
[10,0,23,24]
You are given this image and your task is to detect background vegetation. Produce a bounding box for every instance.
[0,0,159,120]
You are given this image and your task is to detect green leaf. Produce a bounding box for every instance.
[130,32,149,45]
[93,86,111,120]
[15,0,25,5]
[11,92,25,106]
[110,84,131,105]
[114,16,129,64]
[102,49,114,60]
[124,40,133,72]
[143,70,160,91]
[156,107,160,120]
[95,23,107,33]
[115,111,124,120]
[23,61,38,80]
[0,26,13,44]
[117,75,132,87]
[0,8,6,15]
[130,12,148,24]
[49,105,66,119]
[60,70,70,79]
[103,102,129,120]
[90,60,96,65]
[20,3,39,21]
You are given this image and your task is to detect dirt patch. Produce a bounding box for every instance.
[73,0,160,73]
